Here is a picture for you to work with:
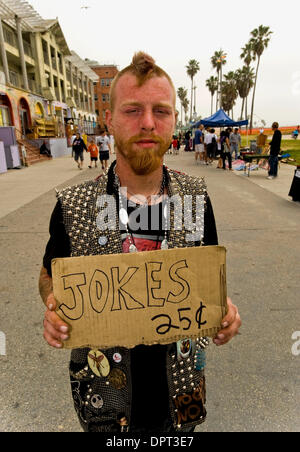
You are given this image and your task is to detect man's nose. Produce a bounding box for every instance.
[140,110,155,132]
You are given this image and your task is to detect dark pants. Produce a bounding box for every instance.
[268,155,278,177]
[222,152,232,169]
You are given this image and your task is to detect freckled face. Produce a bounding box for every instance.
[106,74,177,175]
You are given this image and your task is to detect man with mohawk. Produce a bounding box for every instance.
[39,52,241,433]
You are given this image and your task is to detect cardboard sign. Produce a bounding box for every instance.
[51,246,227,349]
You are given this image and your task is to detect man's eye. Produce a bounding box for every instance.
[125,109,139,114]
[155,108,170,115]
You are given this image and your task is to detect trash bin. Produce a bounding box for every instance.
[288,166,300,202]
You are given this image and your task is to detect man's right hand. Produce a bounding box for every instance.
[43,293,69,349]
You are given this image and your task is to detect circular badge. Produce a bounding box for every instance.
[108,368,127,390]
[98,236,108,246]
[90,394,104,409]
[113,352,122,364]
[87,350,110,378]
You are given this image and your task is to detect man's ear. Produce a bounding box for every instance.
[106,109,113,134]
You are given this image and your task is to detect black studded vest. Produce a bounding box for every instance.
[57,164,208,432]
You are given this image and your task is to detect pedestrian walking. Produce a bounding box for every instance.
[221,130,233,171]
[184,130,191,151]
[72,132,87,170]
[204,128,218,164]
[229,128,241,160]
[87,139,99,169]
[98,130,111,172]
[39,51,241,433]
[194,124,205,164]
[172,135,179,155]
[288,165,300,202]
[267,122,282,180]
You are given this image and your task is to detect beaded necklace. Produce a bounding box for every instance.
[114,168,169,253]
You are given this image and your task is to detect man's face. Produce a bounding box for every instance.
[106,73,177,175]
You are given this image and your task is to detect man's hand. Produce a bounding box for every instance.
[213,297,241,346]
[43,293,69,349]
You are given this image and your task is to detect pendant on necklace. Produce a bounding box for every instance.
[119,208,129,225]
[161,239,169,250]
[129,244,138,253]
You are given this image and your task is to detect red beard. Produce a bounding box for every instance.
[115,134,171,175]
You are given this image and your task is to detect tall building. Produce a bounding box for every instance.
[86,61,118,130]
[0,0,98,147]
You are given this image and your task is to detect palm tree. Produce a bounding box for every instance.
[222,72,238,117]
[186,59,200,121]
[235,66,255,120]
[181,98,189,125]
[249,25,273,131]
[240,42,253,68]
[177,87,188,125]
[211,49,227,110]
[206,76,218,115]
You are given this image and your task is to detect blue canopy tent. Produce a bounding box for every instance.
[192,109,248,128]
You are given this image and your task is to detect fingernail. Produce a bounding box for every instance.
[222,322,229,328]
[61,335,69,341]
[60,326,68,333]
[48,304,53,311]
[55,343,63,348]
[217,334,225,340]
[214,339,221,345]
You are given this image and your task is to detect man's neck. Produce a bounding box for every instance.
[115,154,164,197]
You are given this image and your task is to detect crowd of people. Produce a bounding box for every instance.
[71,130,115,171]
[172,125,242,171]
[71,122,283,182]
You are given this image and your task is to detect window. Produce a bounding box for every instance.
[102,94,110,103]
[101,79,105,86]
[9,70,19,88]
[3,27,16,47]
[0,106,12,127]
[35,102,44,118]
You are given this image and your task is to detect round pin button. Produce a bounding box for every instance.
[90,394,104,409]
[113,352,122,364]
[98,236,108,246]
[87,349,110,378]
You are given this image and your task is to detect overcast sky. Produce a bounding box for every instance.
[29,0,300,127]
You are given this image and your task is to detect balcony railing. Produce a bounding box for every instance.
[3,28,17,47]
[23,41,33,58]
[9,70,20,88]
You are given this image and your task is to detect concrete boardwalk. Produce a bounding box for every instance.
[0,151,299,432]
[0,153,297,219]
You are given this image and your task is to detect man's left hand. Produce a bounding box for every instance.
[213,297,241,346]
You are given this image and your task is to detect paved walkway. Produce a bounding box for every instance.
[0,153,298,219]
[233,160,297,203]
